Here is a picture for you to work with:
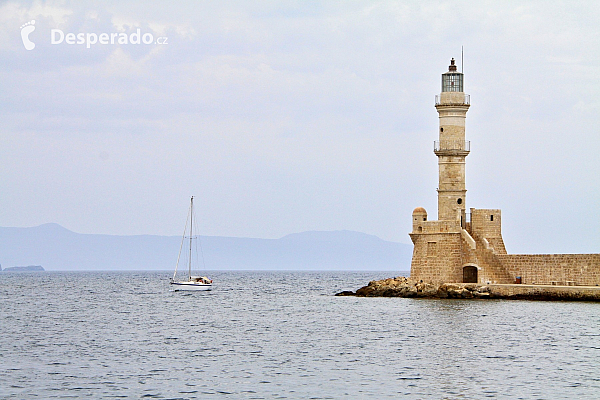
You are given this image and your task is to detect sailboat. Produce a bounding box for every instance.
[170,196,213,291]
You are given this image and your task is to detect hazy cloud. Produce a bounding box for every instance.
[0,1,598,254]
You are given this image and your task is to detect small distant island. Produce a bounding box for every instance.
[1,265,45,272]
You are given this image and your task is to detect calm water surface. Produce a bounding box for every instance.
[1,271,599,399]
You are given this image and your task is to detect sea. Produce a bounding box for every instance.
[1,270,599,399]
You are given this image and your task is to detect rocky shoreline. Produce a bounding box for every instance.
[336,277,600,301]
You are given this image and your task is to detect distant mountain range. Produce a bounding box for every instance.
[0,223,412,271]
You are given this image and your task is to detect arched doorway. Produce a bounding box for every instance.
[463,266,478,283]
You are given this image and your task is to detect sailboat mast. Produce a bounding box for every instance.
[189,196,193,279]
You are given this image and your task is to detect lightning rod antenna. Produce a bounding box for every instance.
[461,46,464,73]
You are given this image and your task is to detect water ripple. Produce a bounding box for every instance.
[1,271,599,399]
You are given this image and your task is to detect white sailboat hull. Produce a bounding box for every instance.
[171,197,213,291]
[170,281,212,291]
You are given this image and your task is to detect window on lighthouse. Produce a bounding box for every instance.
[442,73,463,92]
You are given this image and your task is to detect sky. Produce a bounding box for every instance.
[0,0,598,254]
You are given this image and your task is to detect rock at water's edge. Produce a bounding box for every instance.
[336,277,600,301]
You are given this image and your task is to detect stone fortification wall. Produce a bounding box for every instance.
[409,232,463,283]
[416,220,461,234]
[470,208,506,254]
[496,254,600,286]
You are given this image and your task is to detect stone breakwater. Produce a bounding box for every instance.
[336,277,600,301]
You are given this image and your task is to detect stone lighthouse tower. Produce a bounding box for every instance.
[409,58,474,284]
[408,58,600,286]
[411,58,513,284]
[435,58,470,226]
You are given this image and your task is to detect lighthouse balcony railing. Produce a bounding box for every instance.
[435,94,470,106]
[434,140,470,152]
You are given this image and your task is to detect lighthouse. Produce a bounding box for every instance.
[435,58,470,226]
[409,57,475,284]
[408,58,599,286]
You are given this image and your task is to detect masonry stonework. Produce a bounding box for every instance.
[409,59,600,286]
